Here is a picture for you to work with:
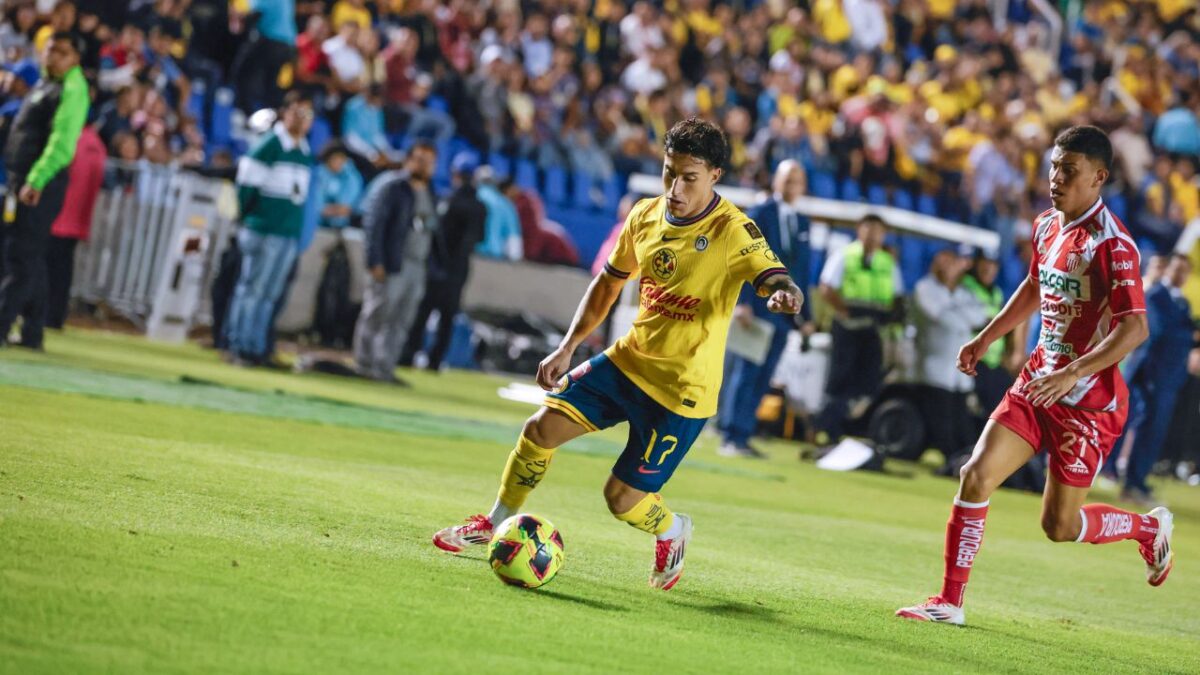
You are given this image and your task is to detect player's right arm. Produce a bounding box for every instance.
[535,271,630,390]
[535,202,642,390]
[958,275,1040,376]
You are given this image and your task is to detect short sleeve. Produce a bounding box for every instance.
[819,249,846,287]
[728,218,789,295]
[603,201,643,279]
[1099,236,1146,319]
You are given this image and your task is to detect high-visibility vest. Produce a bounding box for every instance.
[962,274,1004,368]
[841,241,896,308]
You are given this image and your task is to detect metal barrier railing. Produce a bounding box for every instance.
[74,161,235,328]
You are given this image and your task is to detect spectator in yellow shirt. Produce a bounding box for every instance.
[813,0,852,45]
[1171,158,1200,224]
[332,0,372,32]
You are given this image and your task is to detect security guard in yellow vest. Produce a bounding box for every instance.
[817,214,904,442]
[961,250,1024,411]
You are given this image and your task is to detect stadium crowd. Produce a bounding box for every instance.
[1,0,1199,499]
[2,1,1198,268]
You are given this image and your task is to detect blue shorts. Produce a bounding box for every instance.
[544,354,707,492]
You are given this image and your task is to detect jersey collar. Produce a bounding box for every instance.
[1061,197,1104,230]
[665,193,720,226]
[273,121,311,155]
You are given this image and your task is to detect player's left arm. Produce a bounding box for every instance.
[760,273,804,315]
[728,219,804,315]
[1023,313,1149,407]
[1024,238,1150,407]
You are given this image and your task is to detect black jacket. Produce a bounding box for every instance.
[360,170,415,274]
[431,183,487,282]
[3,77,66,186]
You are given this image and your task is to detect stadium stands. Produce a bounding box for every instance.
[2,0,1196,277]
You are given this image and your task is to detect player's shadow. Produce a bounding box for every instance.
[667,597,780,623]
[537,589,628,613]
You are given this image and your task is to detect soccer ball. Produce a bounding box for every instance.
[488,514,565,588]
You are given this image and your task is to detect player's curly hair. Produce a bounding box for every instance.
[663,117,729,169]
[1054,125,1113,171]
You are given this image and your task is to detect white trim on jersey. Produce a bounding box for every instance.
[1062,198,1104,230]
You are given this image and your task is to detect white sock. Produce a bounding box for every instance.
[656,513,683,541]
[488,500,514,526]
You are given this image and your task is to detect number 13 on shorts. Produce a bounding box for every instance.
[643,429,679,466]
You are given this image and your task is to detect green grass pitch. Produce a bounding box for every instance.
[1,329,1197,673]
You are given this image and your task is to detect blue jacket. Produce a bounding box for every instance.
[739,198,812,325]
[359,170,416,273]
[250,0,297,44]
[475,183,522,260]
[342,95,389,160]
[1124,283,1194,388]
[315,161,364,229]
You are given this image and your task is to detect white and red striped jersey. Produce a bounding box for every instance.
[1023,198,1146,411]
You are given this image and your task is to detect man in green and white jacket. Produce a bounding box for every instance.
[225,91,313,364]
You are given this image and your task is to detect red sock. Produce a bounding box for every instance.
[1077,504,1158,545]
[940,498,989,607]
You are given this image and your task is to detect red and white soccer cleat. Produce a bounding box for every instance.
[432,514,494,553]
[1141,506,1174,587]
[649,514,693,590]
[895,596,966,625]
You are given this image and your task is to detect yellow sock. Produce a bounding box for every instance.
[614,492,675,536]
[496,435,556,512]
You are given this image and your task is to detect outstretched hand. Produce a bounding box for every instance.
[766,289,803,315]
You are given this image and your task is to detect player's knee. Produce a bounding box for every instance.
[1041,512,1079,542]
[958,461,996,501]
[521,414,552,448]
[602,477,640,515]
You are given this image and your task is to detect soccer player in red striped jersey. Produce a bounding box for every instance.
[896,126,1175,626]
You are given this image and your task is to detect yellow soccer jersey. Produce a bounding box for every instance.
[602,194,789,418]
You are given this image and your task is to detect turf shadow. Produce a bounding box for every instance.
[665,597,780,623]
[963,621,1170,673]
[536,589,628,613]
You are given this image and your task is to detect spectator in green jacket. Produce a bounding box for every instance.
[0,32,88,350]
[224,90,314,365]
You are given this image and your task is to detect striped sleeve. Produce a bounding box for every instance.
[604,199,647,278]
[236,135,280,216]
[752,267,790,291]
[728,215,791,295]
[603,262,631,279]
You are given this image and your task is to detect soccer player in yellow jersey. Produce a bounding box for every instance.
[433,119,804,589]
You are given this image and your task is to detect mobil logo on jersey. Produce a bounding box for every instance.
[1038,267,1090,301]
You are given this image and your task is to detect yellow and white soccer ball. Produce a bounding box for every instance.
[488,514,565,588]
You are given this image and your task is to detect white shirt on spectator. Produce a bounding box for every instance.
[621,57,667,96]
[819,245,906,294]
[914,274,988,392]
[323,35,365,84]
[967,141,1022,207]
[845,0,888,53]
[619,13,664,59]
[521,33,553,78]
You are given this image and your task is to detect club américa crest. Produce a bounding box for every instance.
[652,248,678,280]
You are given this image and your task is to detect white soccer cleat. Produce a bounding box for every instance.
[1141,506,1174,587]
[895,596,966,625]
[649,514,693,590]
[432,514,493,554]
